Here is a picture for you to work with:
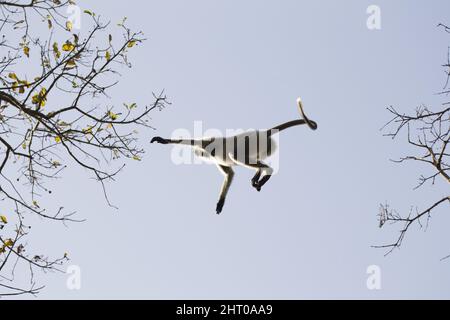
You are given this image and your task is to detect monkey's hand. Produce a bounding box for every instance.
[216,199,225,215]
[151,136,169,144]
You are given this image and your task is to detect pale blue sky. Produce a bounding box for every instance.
[12,0,450,299]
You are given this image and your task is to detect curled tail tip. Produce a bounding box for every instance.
[296,97,318,131]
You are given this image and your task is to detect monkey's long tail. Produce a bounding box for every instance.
[270,98,318,133]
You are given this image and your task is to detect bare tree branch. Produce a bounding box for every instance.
[377,24,450,256]
[0,0,168,296]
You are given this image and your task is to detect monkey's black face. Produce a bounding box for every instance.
[151,136,169,144]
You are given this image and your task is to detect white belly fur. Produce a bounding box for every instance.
[205,131,278,166]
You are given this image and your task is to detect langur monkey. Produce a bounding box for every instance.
[151,98,318,214]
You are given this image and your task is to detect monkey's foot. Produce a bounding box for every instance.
[254,175,271,192]
[150,136,169,144]
[252,180,262,192]
[251,178,261,192]
[216,199,225,215]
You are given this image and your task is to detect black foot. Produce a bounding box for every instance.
[251,179,262,192]
[251,177,261,191]
[216,199,225,215]
[255,175,271,191]
[253,175,272,192]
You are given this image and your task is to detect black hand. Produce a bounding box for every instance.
[216,199,225,215]
[151,136,168,144]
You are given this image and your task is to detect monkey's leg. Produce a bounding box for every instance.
[253,162,273,192]
[216,165,235,215]
[251,170,262,189]
[256,170,273,191]
[229,154,273,192]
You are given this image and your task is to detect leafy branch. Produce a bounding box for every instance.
[0,0,168,296]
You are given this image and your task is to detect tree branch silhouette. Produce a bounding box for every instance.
[0,0,168,296]
[376,24,450,256]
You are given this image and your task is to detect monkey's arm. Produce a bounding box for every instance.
[216,165,235,214]
[151,136,197,145]
[151,136,216,147]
